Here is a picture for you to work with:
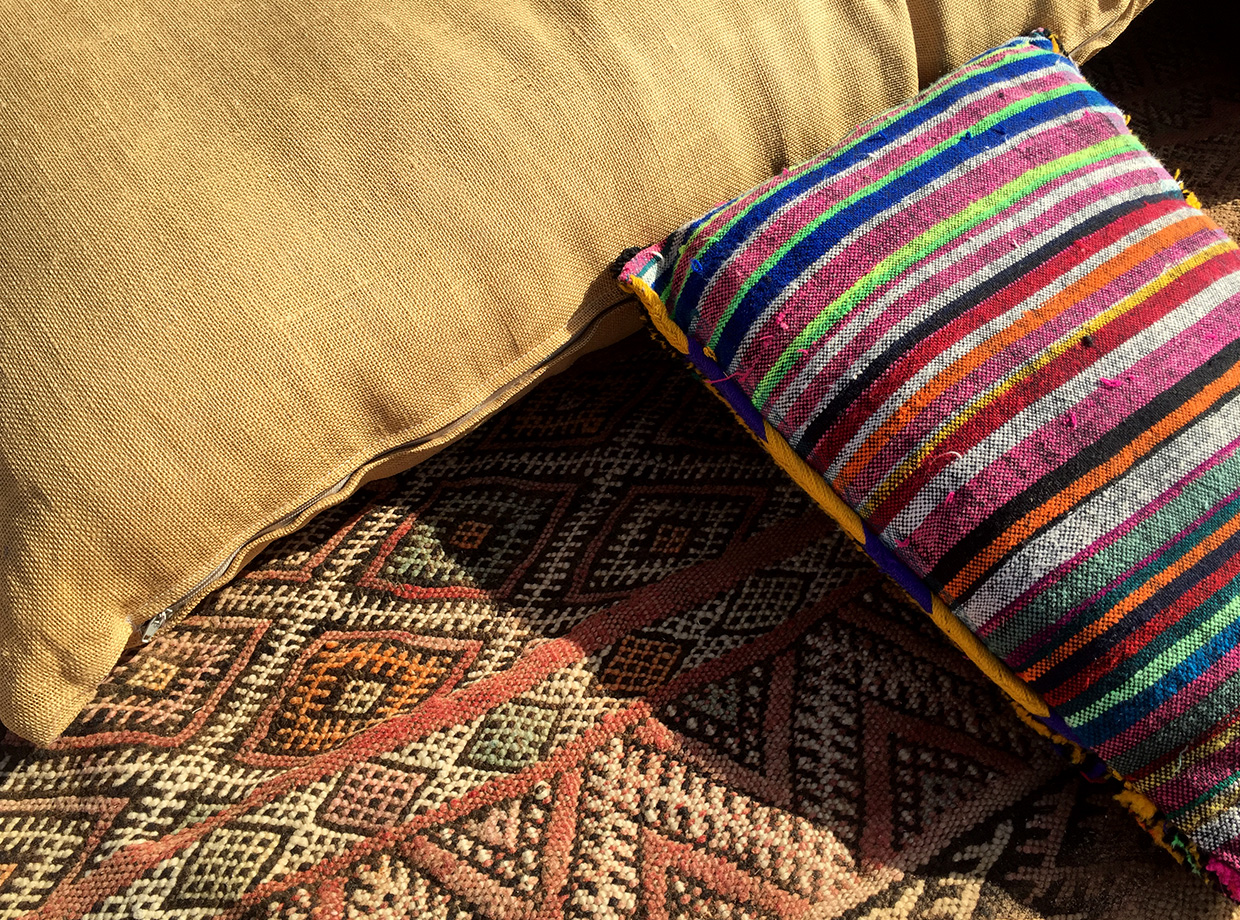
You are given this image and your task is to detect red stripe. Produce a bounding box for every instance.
[806,198,1184,474]
[1040,544,1240,707]
[863,242,1230,531]
[1131,707,1240,783]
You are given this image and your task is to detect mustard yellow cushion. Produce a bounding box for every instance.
[0,0,1149,744]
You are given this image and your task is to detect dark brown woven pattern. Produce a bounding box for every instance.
[1083,0,1240,237]
[1,340,1236,919]
[3,10,1240,917]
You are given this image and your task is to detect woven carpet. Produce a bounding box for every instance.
[2,7,1238,919]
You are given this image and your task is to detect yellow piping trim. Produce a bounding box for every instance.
[1010,699,1204,869]
[627,273,689,354]
[621,271,1048,718]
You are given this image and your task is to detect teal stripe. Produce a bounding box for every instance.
[1012,463,1240,682]
[990,447,1240,658]
[1070,593,1240,727]
[1170,768,1240,822]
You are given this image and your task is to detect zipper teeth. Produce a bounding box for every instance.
[137,300,631,643]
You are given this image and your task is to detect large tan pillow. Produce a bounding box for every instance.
[0,0,1150,744]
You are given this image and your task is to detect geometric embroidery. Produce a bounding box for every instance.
[170,825,284,905]
[720,572,811,634]
[56,618,268,747]
[449,520,494,551]
[318,761,426,834]
[460,700,560,773]
[0,797,126,917]
[359,478,570,602]
[574,486,766,599]
[651,523,693,554]
[0,812,90,915]
[361,478,574,600]
[240,632,474,762]
[598,635,685,695]
[128,655,179,693]
[663,665,770,769]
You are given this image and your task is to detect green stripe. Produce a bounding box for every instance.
[990,448,1240,657]
[750,132,1141,407]
[1071,594,1240,727]
[707,82,1088,353]
[667,45,1053,304]
[1170,768,1240,822]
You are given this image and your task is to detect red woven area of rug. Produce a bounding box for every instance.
[2,341,1236,919]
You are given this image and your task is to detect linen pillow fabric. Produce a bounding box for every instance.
[618,33,1240,897]
[0,0,1150,747]
[0,0,917,746]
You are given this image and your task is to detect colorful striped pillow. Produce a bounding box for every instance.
[616,32,1240,899]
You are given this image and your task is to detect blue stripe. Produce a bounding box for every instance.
[1066,569,1240,747]
[704,87,1108,368]
[665,46,1066,329]
[1024,473,1240,694]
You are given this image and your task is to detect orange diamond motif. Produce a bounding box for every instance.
[651,523,692,554]
[240,632,476,762]
[450,520,493,550]
[599,636,685,695]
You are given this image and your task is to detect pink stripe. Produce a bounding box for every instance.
[731,111,1128,425]
[846,228,1229,508]
[990,439,1240,653]
[672,46,1047,319]
[767,158,1164,437]
[1149,735,1240,814]
[1096,640,1240,761]
[685,70,1084,343]
[909,251,1240,566]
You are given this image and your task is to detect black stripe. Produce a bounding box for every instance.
[1034,512,1240,707]
[932,331,1240,602]
[792,191,1174,455]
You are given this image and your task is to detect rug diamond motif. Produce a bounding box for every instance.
[170,825,283,906]
[363,478,573,599]
[319,761,427,834]
[460,700,561,773]
[241,631,473,760]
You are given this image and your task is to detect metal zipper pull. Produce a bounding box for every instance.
[141,607,171,644]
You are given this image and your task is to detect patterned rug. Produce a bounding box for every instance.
[2,9,1239,919]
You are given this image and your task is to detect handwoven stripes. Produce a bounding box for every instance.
[633,34,1240,889]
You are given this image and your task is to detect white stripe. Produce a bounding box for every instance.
[683,58,1069,343]
[768,162,1172,431]
[941,277,1240,629]
[825,206,1197,487]
[1187,804,1240,850]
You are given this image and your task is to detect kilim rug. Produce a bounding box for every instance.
[2,6,1238,918]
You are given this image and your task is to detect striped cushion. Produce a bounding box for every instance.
[617,32,1240,898]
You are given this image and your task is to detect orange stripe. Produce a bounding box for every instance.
[945,353,1240,603]
[1021,503,1240,681]
[832,212,1206,493]
[860,239,1235,517]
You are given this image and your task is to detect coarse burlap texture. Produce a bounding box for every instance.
[0,0,1151,745]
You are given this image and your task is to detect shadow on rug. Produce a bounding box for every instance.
[2,5,1239,917]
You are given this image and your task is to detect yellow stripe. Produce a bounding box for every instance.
[622,271,1049,717]
[1173,771,1240,834]
[1137,719,1240,791]
[859,235,1235,516]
